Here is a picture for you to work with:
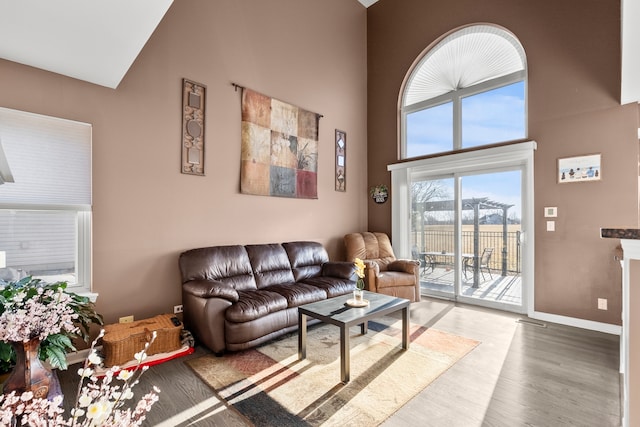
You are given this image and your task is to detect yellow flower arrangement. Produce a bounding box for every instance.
[354,258,366,290]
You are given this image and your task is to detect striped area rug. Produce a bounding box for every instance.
[188,317,479,427]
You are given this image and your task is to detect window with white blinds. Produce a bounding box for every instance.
[0,107,91,208]
[0,107,91,291]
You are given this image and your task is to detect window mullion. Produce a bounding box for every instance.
[453,93,462,150]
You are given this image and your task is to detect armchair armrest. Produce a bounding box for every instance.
[387,259,420,275]
[362,260,380,291]
[182,279,239,303]
[322,261,356,279]
[363,260,381,275]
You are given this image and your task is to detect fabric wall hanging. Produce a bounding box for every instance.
[240,88,320,199]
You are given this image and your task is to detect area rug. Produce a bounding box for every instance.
[187,317,479,426]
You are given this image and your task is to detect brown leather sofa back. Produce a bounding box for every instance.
[179,245,257,291]
[246,244,295,289]
[283,241,329,281]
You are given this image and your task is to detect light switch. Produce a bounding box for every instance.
[546,220,555,231]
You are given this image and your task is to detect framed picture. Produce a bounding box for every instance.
[335,129,346,191]
[558,154,601,183]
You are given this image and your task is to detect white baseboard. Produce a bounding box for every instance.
[531,310,621,335]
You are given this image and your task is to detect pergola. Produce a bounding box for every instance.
[412,197,514,287]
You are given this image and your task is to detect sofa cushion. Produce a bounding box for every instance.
[302,276,355,298]
[246,244,295,289]
[225,290,288,323]
[266,282,327,307]
[179,245,257,291]
[282,241,329,281]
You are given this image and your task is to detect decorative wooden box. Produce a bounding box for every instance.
[102,314,182,367]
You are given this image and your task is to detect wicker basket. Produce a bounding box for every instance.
[102,314,182,367]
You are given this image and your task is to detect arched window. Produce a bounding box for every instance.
[401,24,527,158]
[391,25,533,314]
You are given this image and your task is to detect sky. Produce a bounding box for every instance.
[422,171,522,222]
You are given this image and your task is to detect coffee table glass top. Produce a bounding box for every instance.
[298,291,409,326]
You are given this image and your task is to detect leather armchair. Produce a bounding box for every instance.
[344,232,421,302]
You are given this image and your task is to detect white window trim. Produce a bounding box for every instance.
[77,210,92,295]
[388,140,536,316]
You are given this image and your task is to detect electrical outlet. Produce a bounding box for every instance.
[119,315,134,323]
[174,305,183,314]
[597,298,608,310]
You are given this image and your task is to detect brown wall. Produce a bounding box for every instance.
[0,0,368,324]
[367,0,638,324]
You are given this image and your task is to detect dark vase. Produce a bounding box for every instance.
[3,339,52,399]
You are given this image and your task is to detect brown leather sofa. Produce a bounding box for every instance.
[179,241,356,354]
[344,232,421,302]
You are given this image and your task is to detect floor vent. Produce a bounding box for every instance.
[516,318,547,328]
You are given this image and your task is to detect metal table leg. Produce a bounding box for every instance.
[402,306,410,350]
[298,312,307,360]
[340,325,350,383]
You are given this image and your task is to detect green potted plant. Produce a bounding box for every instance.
[0,276,103,375]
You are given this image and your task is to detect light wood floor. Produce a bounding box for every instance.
[58,298,621,426]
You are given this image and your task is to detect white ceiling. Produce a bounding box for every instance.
[0,0,173,89]
[0,0,638,104]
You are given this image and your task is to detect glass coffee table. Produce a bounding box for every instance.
[298,290,410,383]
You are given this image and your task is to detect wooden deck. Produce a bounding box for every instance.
[420,265,522,306]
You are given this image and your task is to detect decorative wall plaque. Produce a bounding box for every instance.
[335,129,346,192]
[181,79,206,175]
[370,184,389,204]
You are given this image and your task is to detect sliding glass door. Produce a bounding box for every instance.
[393,142,534,314]
[411,169,523,312]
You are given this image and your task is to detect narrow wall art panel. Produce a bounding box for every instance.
[181,79,206,175]
[240,88,320,199]
[335,129,346,192]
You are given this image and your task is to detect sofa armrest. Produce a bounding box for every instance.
[387,259,419,275]
[322,261,356,279]
[182,279,239,303]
